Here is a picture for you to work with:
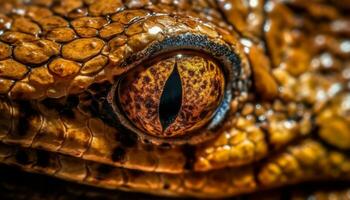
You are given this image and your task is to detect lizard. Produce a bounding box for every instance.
[0,0,349,198]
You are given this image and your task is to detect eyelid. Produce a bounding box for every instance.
[122,33,243,95]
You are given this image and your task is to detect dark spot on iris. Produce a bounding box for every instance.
[209,63,215,71]
[180,111,190,121]
[213,80,221,91]
[149,67,156,75]
[159,64,182,131]
[111,146,126,162]
[135,103,141,110]
[145,98,154,109]
[179,112,185,119]
[149,88,156,94]
[134,95,143,103]
[143,76,151,84]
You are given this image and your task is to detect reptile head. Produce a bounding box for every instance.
[0,0,349,198]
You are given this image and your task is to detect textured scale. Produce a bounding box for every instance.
[0,0,349,199]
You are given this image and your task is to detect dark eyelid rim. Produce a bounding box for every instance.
[108,33,244,146]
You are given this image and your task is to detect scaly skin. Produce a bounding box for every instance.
[0,0,349,198]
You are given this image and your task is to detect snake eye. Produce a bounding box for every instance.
[107,34,244,145]
[117,52,225,139]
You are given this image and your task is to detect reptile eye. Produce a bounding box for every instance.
[108,34,244,145]
[118,52,225,138]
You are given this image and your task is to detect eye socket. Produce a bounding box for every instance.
[117,52,225,138]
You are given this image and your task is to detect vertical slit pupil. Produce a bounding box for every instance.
[159,64,182,131]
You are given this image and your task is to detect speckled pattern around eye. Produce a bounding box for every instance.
[0,0,349,199]
[119,54,225,138]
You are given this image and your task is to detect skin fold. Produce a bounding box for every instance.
[0,0,349,198]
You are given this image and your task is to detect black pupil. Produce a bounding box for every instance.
[159,64,182,131]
